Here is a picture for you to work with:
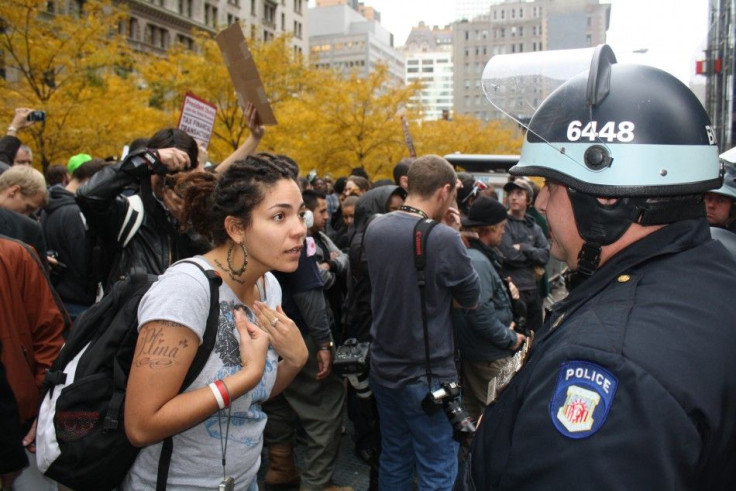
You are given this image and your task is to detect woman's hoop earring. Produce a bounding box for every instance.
[226,241,248,277]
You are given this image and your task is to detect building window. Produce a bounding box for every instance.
[227,0,240,6]
[587,16,592,27]
[128,18,139,40]
[294,20,302,39]
[177,34,194,49]
[251,0,256,16]
[520,8,524,18]
[227,13,238,25]
[179,0,192,17]
[293,0,302,15]
[519,26,523,37]
[281,12,285,30]
[205,3,218,28]
[512,8,515,19]
[264,1,276,28]
[586,34,592,45]
[501,9,505,20]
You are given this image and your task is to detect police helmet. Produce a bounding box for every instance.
[512,45,720,196]
[483,45,720,276]
[711,153,736,201]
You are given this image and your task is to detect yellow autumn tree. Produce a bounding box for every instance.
[410,114,524,158]
[268,64,421,179]
[0,0,158,169]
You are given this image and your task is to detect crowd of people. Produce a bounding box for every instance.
[2,44,736,491]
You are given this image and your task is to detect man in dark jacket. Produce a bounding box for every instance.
[342,184,406,484]
[41,159,108,319]
[76,128,209,293]
[454,196,525,423]
[462,46,736,490]
[499,178,549,332]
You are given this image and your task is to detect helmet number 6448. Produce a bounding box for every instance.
[566,120,635,143]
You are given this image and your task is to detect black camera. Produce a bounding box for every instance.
[332,338,370,376]
[27,110,46,122]
[421,381,476,442]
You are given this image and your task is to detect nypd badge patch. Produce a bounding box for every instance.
[550,360,618,439]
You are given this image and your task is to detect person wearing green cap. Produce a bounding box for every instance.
[67,153,92,175]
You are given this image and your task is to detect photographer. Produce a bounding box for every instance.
[363,155,480,489]
[76,128,210,293]
[1,108,41,172]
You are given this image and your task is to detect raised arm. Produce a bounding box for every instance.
[215,103,264,175]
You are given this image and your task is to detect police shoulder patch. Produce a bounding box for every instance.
[549,360,618,439]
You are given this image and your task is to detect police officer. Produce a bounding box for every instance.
[705,151,736,232]
[461,45,736,489]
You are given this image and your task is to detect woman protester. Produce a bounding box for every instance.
[123,154,309,490]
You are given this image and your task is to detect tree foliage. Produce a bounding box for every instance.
[0,3,521,177]
[0,0,158,169]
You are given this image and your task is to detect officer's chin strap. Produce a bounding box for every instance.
[576,241,602,278]
[569,194,705,288]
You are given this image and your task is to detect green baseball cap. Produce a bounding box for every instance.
[67,153,92,174]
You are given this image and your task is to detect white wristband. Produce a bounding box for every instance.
[209,382,225,410]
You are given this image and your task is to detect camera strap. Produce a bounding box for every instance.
[412,218,440,388]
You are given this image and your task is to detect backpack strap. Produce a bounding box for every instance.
[156,259,222,491]
[117,194,144,248]
[412,218,439,387]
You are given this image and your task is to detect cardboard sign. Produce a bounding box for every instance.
[178,92,218,149]
[215,23,278,125]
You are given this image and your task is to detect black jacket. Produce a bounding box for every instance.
[343,185,404,342]
[462,219,736,490]
[41,185,97,305]
[76,161,210,293]
[498,213,549,291]
[0,207,47,269]
[0,135,21,171]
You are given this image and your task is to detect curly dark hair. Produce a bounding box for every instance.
[179,153,298,245]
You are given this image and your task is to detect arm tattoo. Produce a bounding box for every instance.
[135,321,192,369]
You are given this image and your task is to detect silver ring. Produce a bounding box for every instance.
[270,317,279,327]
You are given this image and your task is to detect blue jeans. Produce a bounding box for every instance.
[370,377,458,490]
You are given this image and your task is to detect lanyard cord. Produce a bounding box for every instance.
[217,403,232,480]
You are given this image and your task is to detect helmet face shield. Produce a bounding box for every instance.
[483,45,721,197]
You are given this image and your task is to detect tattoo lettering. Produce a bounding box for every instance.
[135,322,190,369]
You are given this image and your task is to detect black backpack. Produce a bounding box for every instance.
[36,259,222,491]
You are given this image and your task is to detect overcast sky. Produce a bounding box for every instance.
[309,0,711,85]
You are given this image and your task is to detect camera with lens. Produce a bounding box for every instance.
[332,337,370,376]
[421,381,476,442]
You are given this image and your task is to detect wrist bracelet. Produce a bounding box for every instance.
[7,125,17,133]
[215,379,231,408]
[209,380,231,409]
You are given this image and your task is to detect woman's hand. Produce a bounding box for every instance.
[253,301,308,370]
[233,307,269,371]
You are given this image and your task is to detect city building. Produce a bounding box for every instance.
[402,23,454,120]
[702,0,735,150]
[121,0,308,56]
[308,2,404,84]
[453,0,610,121]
